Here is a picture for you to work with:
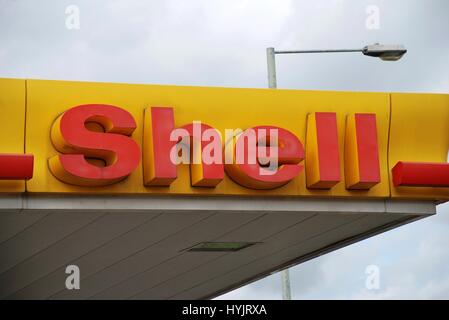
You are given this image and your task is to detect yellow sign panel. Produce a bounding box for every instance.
[0,78,26,192]
[389,93,449,201]
[1,78,448,200]
[24,79,390,197]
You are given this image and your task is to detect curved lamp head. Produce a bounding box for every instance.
[362,43,407,61]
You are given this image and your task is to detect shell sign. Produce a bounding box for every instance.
[1,78,449,200]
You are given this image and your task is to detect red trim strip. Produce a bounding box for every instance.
[392,161,449,187]
[0,154,34,180]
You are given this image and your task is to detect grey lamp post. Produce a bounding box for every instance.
[267,43,407,88]
[266,43,407,300]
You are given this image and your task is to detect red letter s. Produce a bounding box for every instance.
[49,104,141,186]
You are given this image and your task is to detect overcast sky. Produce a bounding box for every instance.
[1,0,448,299]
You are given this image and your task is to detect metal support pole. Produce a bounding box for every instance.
[274,48,362,54]
[267,46,291,300]
[281,269,292,300]
[266,47,277,89]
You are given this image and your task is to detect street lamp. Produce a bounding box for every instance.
[266,43,406,300]
[266,43,407,88]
